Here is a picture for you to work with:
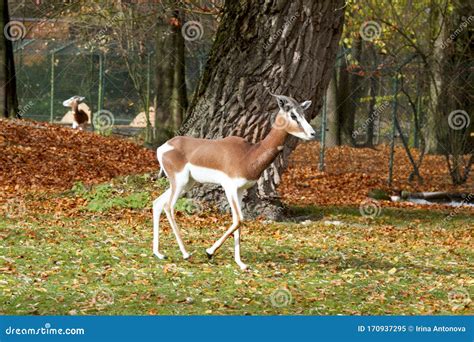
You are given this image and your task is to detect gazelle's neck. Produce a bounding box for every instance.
[71,101,79,114]
[247,120,288,179]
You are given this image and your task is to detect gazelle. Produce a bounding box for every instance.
[153,94,316,270]
[63,96,88,130]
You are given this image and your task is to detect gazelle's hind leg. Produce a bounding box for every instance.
[164,169,194,260]
[206,185,247,270]
[153,188,171,259]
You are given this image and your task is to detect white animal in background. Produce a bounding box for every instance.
[152,94,316,270]
[62,96,88,130]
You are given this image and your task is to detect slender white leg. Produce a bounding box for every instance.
[233,228,247,270]
[164,178,191,260]
[153,189,171,259]
[233,189,247,270]
[206,186,244,269]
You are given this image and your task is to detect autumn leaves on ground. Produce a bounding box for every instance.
[1,119,472,315]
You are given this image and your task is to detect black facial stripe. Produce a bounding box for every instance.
[291,111,302,127]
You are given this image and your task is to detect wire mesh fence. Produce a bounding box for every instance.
[14,37,210,128]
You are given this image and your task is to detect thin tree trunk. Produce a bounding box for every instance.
[181,0,345,219]
[425,5,447,154]
[326,71,339,147]
[0,0,19,118]
[337,38,363,146]
[154,7,188,146]
[364,75,377,148]
[170,8,188,129]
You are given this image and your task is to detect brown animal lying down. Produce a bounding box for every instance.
[63,96,88,130]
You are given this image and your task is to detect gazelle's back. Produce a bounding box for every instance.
[166,136,254,178]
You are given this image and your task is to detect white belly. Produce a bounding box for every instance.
[188,164,255,189]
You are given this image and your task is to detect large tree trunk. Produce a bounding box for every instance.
[0,0,19,118]
[181,0,344,219]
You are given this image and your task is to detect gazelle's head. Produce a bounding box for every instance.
[272,94,316,140]
[62,96,85,108]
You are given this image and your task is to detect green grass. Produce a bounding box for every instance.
[0,179,472,315]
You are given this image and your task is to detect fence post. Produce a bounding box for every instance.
[146,53,151,126]
[414,78,421,148]
[388,74,399,186]
[97,53,104,119]
[49,51,55,123]
[319,95,327,171]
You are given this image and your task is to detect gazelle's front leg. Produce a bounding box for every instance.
[233,189,247,270]
[164,183,191,260]
[163,169,197,260]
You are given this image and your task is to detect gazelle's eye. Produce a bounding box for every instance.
[290,113,297,120]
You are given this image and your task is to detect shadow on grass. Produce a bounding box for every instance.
[285,204,471,224]
[245,251,464,276]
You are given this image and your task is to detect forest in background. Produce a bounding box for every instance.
[0,0,472,193]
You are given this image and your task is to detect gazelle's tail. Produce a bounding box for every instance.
[157,166,164,178]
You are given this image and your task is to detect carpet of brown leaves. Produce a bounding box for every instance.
[0,119,157,200]
[280,142,473,211]
[1,119,472,213]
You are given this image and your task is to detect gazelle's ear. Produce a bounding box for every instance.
[300,100,312,110]
[274,95,291,112]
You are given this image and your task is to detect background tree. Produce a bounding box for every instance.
[0,0,18,118]
[181,0,345,218]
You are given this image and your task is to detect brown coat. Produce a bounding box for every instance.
[165,126,288,181]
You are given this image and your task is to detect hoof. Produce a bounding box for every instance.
[154,252,167,260]
[206,249,214,260]
[183,252,191,260]
[238,263,249,271]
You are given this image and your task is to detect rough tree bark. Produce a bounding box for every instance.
[180,0,345,219]
[0,0,19,118]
